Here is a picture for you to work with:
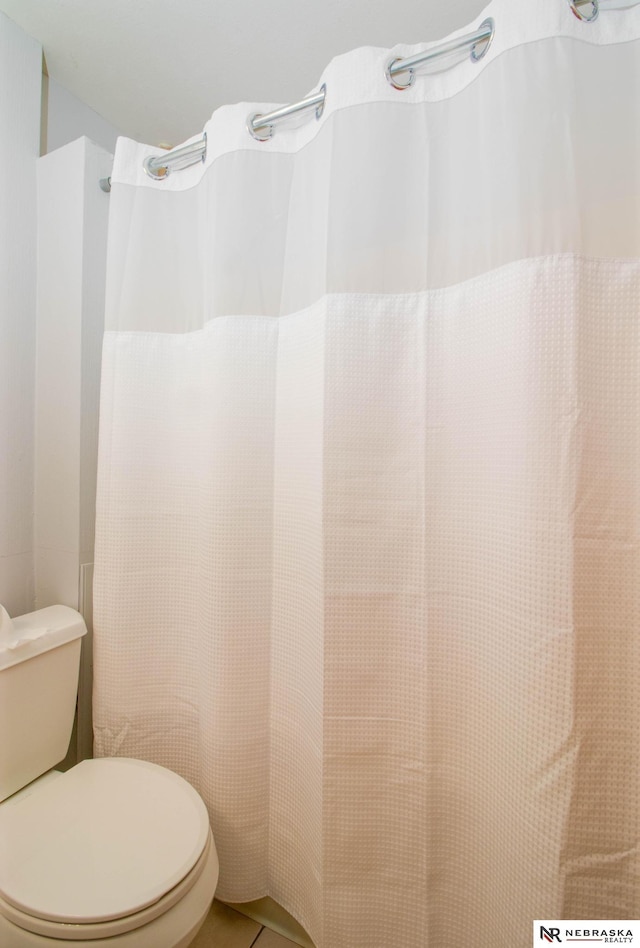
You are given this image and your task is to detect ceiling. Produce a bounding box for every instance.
[0,0,487,147]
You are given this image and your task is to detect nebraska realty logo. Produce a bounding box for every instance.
[534,922,638,945]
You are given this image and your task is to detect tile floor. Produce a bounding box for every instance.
[191,900,304,948]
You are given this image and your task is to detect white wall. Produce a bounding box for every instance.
[35,138,112,609]
[0,6,119,628]
[46,76,121,156]
[0,10,115,758]
[38,71,119,617]
[0,11,42,616]
[36,137,112,760]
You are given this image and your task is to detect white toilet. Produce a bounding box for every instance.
[0,604,219,947]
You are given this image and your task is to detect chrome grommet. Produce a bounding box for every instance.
[247,113,274,142]
[385,57,415,91]
[143,155,170,180]
[569,0,600,21]
[470,18,495,61]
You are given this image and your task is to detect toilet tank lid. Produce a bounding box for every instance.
[0,605,87,671]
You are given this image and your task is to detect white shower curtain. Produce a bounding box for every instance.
[93,1,640,945]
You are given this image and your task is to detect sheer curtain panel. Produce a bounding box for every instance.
[93,1,640,945]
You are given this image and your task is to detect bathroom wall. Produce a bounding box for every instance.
[37,66,119,619]
[36,137,113,762]
[0,7,120,761]
[0,9,120,624]
[38,72,119,764]
[38,70,120,764]
[35,138,112,610]
[0,11,42,616]
[46,75,120,155]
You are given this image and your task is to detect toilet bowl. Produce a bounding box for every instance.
[0,606,219,947]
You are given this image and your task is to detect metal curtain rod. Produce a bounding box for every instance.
[386,18,494,89]
[98,19,493,193]
[98,88,327,192]
[98,0,638,193]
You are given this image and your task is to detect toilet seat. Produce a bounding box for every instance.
[0,757,215,940]
[0,832,217,941]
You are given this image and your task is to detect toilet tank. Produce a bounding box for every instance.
[0,605,87,802]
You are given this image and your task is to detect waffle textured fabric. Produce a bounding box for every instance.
[93,2,640,946]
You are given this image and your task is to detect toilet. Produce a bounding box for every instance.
[0,604,219,947]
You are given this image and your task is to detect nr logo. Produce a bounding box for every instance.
[540,928,562,943]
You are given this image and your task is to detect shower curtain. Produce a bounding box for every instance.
[93,1,640,945]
